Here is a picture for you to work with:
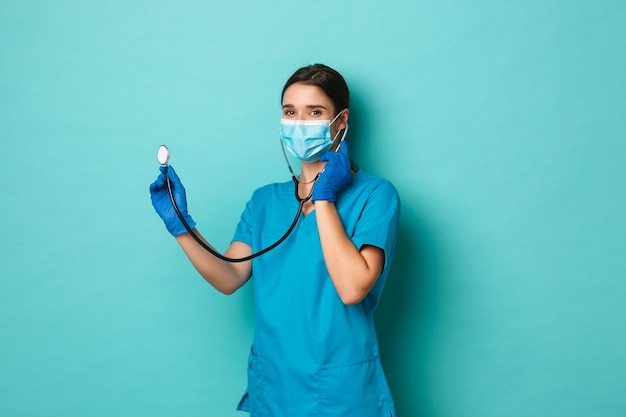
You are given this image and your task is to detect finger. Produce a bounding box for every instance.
[150,175,165,193]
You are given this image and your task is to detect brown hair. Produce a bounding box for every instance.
[281,64,350,115]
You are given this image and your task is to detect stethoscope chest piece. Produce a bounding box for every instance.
[157,145,170,166]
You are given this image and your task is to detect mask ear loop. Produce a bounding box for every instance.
[333,122,349,152]
[329,109,348,152]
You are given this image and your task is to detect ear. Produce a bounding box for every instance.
[338,108,350,131]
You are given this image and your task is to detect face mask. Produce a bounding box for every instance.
[279,111,345,162]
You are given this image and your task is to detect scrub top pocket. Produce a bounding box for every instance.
[237,349,272,417]
[314,355,396,417]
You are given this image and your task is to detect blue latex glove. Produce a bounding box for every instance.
[149,165,196,236]
[312,141,352,203]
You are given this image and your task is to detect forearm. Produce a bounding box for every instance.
[175,230,251,295]
[315,201,383,304]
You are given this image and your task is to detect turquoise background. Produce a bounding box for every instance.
[1,1,625,416]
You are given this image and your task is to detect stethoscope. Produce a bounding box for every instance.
[157,144,320,263]
[157,120,347,262]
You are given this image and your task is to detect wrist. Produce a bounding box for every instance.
[312,200,335,208]
[169,214,196,236]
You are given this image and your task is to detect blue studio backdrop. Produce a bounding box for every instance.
[1,1,625,416]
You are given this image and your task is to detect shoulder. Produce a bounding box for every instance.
[350,170,400,202]
[248,180,293,202]
[337,170,400,221]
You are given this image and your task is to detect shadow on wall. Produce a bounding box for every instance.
[375,207,442,417]
[348,88,443,415]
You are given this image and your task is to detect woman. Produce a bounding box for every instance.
[150,64,400,416]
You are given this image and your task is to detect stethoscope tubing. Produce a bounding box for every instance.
[165,166,315,263]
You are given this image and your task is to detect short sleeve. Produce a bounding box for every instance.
[351,180,401,274]
[231,194,255,247]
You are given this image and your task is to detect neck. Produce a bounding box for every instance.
[299,160,325,183]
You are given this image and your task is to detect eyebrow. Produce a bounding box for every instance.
[282,104,329,110]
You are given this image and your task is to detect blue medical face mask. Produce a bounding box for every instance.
[279,111,345,162]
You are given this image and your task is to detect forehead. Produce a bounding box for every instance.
[282,83,334,108]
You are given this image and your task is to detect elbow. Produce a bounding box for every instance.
[337,287,368,305]
[216,279,245,295]
[203,276,241,296]
[334,272,380,305]
[219,286,237,296]
[330,272,375,305]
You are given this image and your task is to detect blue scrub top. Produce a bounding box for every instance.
[232,170,400,417]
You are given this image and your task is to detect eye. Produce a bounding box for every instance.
[309,109,323,117]
[283,109,295,117]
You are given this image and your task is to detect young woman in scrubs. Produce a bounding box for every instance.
[150,64,400,416]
